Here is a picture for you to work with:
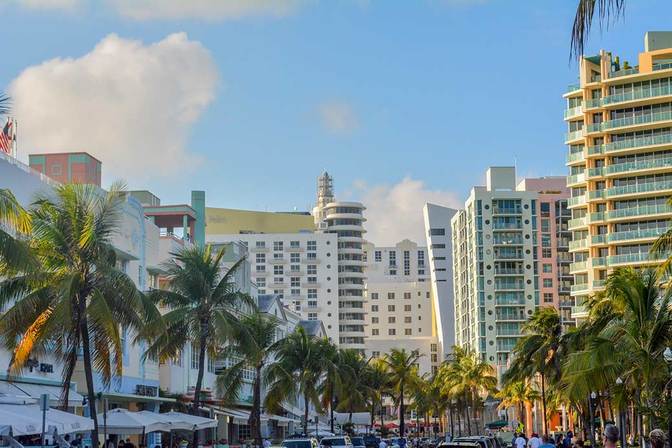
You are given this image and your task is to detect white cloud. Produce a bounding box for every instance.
[9,32,218,184]
[318,101,358,135]
[107,0,305,20]
[352,177,461,246]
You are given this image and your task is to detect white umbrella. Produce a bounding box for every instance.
[0,405,62,436]
[45,407,94,433]
[104,409,173,434]
[136,411,194,431]
[162,411,218,430]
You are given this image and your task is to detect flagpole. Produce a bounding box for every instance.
[12,118,17,159]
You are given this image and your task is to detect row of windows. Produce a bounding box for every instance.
[255,240,318,251]
[370,304,423,312]
[369,291,430,300]
[255,264,318,274]
[371,315,420,324]
[371,328,421,336]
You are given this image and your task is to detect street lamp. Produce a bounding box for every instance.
[663,348,672,448]
[615,378,626,448]
[589,391,597,447]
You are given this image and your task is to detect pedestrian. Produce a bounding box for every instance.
[379,439,387,448]
[649,429,666,448]
[263,439,271,448]
[602,424,619,448]
[555,434,564,448]
[528,433,541,448]
[118,441,125,448]
[564,431,573,448]
[515,433,527,448]
[539,435,555,448]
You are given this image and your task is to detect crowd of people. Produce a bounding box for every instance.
[512,425,668,448]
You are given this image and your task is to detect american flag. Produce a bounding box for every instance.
[0,119,14,155]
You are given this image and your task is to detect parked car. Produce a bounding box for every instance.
[452,436,498,448]
[320,436,354,448]
[437,442,480,448]
[283,439,320,448]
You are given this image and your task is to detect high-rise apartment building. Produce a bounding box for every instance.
[451,167,570,378]
[313,172,367,351]
[363,240,439,376]
[423,203,458,359]
[564,32,672,320]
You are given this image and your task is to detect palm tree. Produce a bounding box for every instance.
[496,381,540,430]
[319,343,342,433]
[0,93,9,117]
[362,357,391,429]
[144,244,253,421]
[216,311,281,448]
[0,189,32,272]
[382,348,422,437]
[503,307,564,435]
[336,350,370,421]
[265,327,330,434]
[571,0,626,58]
[0,183,156,446]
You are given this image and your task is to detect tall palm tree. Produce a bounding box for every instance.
[216,311,281,448]
[382,348,422,437]
[144,244,253,420]
[503,307,564,435]
[496,381,540,430]
[265,327,330,434]
[363,357,391,429]
[319,343,343,433]
[571,0,626,58]
[0,183,156,446]
[336,350,370,421]
[0,189,32,272]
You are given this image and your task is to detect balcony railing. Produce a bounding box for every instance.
[607,252,662,265]
[608,67,639,78]
[564,105,584,119]
[590,211,606,222]
[603,132,672,153]
[591,234,607,244]
[567,195,587,207]
[568,238,589,251]
[605,180,672,198]
[602,110,672,130]
[603,84,672,105]
[604,157,672,175]
[569,261,588,272]
[568,216,588,229]
[585,97,602,109]
[571,283,589,293]
[592,257,608,267]
[588,190,605,200]
[565,129,585,142]
[567,151,585,163]
[567,172,586,185]
[567,83,581,93]
[586,123,603,133]
[607,227,666,243]
[605,203,672,220]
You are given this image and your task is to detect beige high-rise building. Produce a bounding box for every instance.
[564,32,672,320]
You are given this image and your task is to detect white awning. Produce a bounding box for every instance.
[162,411,218,430]
[103,408,173,434]
[0,404,94,435]
[0,381,31,399]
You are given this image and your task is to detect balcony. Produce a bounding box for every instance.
[608,227,666,243]
[587,144,604,155]
[569,261,588,273]
[608,67,639,78]
[604,157,672,175]
[567,172,586,186]
[591,234,607,244]
[607,252,663,266]
[568,216,588,230]
[585,97,602,109]
[567,195,587,207]
[605,204,672,220]
[593,279,606,289]
[603,132,672,153]
[494,268,525,275]
[588,190,605,200]
[564,105,584,119]
[571,305,589,319]
[602,110,672,131]
[586,123,603,134]
[589,211,605,222]
[605,180,672,198]
[587,167,604,178]
[568,238,588,251]
[602,84,672,106]
[571,283,590,294]
[565,129,585,143]
[591,257,608,267]
[566,83,581,93]
[567,151,585,164]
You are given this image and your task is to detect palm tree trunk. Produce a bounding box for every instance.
[400,383,405,437]
[540,373,548,435]
[449,405,454,436]
[303,393,310,435]
[60,353,76,411]
[456,404,462,436]
[250,365,263,448]
[371,402,375,430]
[464,393,472,436]
[192,330,208,448]
[80,313,99,448]
[331,383,336,433]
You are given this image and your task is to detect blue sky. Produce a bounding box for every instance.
[1,0,671,244]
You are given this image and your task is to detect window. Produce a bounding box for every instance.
[290,253,300,263]
[207,355,215,373]
[291,277,300,287]
[308,313,318,320]
[256,265,265,272]
[256,278,266,288]
[307,276,317,284]
[404,316,412,323]
[387,292,395,300]
[371,292,379,300]
[431,344,438,352]
[389,251,397,266]
[307,240,317,251]
[307,300,317,308]
[542,248,552,258]
[274,265,283,275]
[541,219,550,232]
[426,292,430,298]
[308,289,317,299]
[273,241,283,251]
[372,317,379,324]
[543,293,554,303]
[291,288,300,296]
[307,252,317,260]
[255,241,265,248]
[372,351,380,358]
[543,278,553,288]
[542,263,552,273]
[172,349,182,366]
[290,264,300,272]
[388,316,396,323]
[371,305,379,312]
[307,265,317,275]
[431,244,446,249]
[274,289,284,299]
[290,240,300,248]
[256,253,266,263]
[429,228,445,236]
[191,344,198,370]
[388,305,395,312]
[388,329,396,336]
[404,305,412,312]
[273,252,283,260]
[390,270,397,275]
[417,250,425,267]
[372,329,379,336]
[405,329,412,335]
[403,292,411,299]
[374,251,382,262]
